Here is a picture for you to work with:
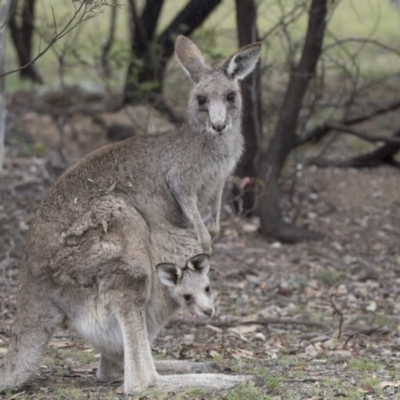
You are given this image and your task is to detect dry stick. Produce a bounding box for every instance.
[329,292,343,340]
[343,326,386,350]
[171,317,326,329]
[285,378,320,384]
[8,392,26,400]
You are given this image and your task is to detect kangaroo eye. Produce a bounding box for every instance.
[183,294,193,302]
[226,92,235,102]
[205,285,211,293]
[197,96,207,106]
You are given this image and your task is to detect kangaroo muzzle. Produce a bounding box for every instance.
[209,102,227,135]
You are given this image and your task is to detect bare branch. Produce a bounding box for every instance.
[0,1,107,79]
[260,1,307,42]
[324,122,400,145]
[297,98,400,146]
[51,6,57,36]
[310,127,400,169]
[324,37,400,59]
[0,0,13,31]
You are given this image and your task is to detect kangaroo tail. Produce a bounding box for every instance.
[0,289,62,392]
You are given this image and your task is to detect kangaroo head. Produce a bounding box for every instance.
[175,35,261,136]
[156,254,214,317]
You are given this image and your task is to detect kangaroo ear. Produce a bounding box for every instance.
[186,254,210,275]
[156,263,182,287]
[223,42,261,81]
[175,35,209,83]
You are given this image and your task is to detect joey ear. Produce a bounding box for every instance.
[186,254,210,275]
[156,263,182,287]
[223,42,261,81]
[175,35,209,83]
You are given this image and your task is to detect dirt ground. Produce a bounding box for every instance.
[1,92,400,399]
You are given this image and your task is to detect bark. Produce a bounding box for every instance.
[234,0,262,213]
[0,0,12,175]
[124,0,222,105]
[100,0,118,77]
[124,0,164,104]
[8,0,43,83]
[258,0,329,243]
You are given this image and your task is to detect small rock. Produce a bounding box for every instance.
[19,220,29,231]
[209,350,220,358]
[254,332,266,341]
[271,242,281,248]
[366,301,377,312]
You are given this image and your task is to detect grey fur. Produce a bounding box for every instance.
[0,35,260,394]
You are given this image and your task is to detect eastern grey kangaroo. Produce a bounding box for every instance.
[0,35,260,394]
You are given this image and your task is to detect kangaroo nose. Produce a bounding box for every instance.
[203,308,214,317]
[212,124,226,133]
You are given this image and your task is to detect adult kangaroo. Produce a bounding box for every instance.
[0,36,261,394]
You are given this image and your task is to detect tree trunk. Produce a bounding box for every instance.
[234,0,262,213]
[8,0,43,83]
[0,0,12,175]
[124,0,164,104]
[100,0,118,77]
[258,0,329,243]
[124,0,222,106]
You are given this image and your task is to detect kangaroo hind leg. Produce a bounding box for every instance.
[96,355,123,383]
[109,262,159,395]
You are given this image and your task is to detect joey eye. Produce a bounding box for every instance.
[205,285,211,293]
[183,294,193,302]
[197,96,207,106]
[226,92,235,102]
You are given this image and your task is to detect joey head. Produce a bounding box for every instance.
[157,253,214,318]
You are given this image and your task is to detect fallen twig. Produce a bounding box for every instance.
[343,326,387,349]
[170,317,326,329]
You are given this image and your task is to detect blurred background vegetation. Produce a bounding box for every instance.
[5,0,400,88]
